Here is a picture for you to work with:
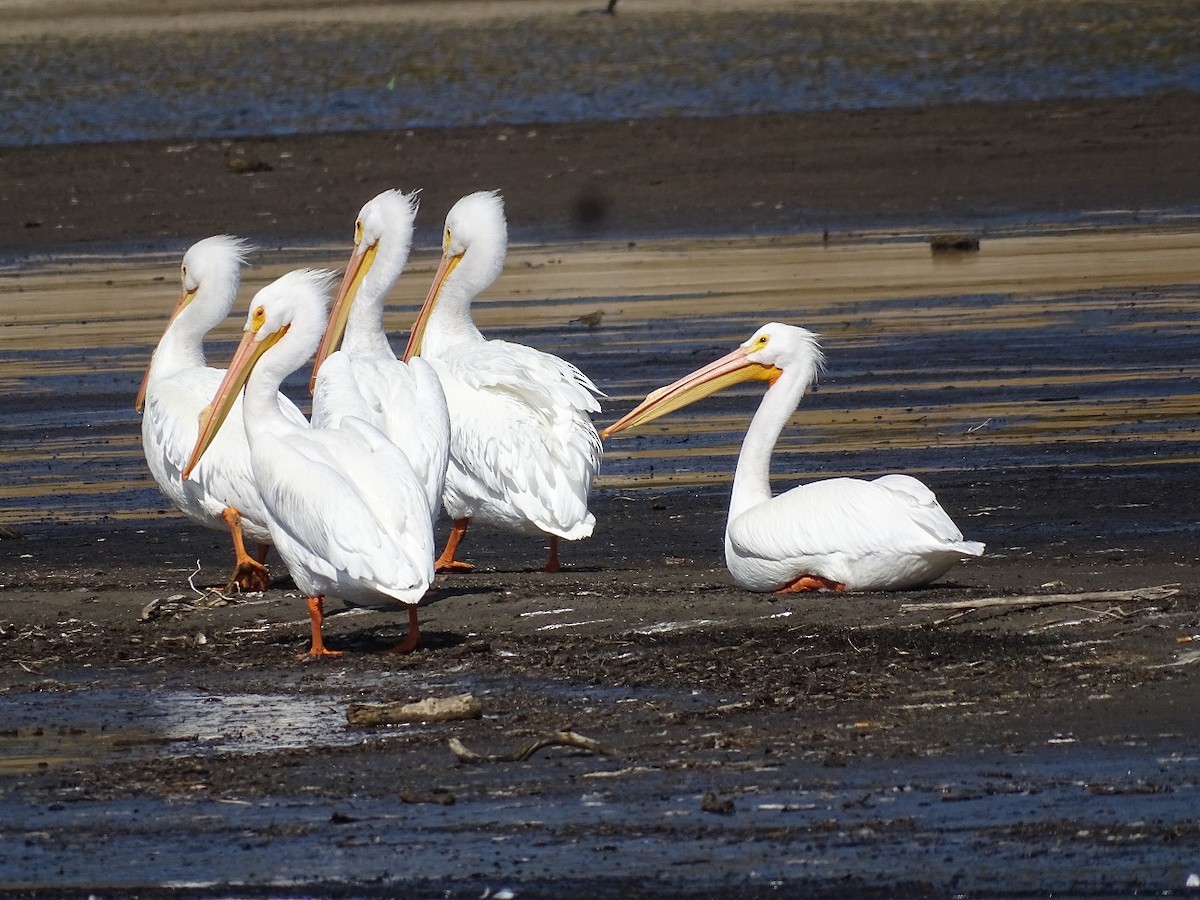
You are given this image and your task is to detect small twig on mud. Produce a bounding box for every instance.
[964,418,992,434]
[1071,604,1132,621]
[448,731,615,764]
[186,560,206,598]
[933,608,976,626]
[185,559,237,606]
[902,585,1179,617]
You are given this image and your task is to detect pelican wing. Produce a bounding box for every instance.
[869,474,975,546]
[349,355,450,515]
[254,420,434,597]
[312,352,449,516]
[144,367,264,525]
[432,339,603,534]
[728,477,962,564]
[452,339,604,413]
[144,366,227,473]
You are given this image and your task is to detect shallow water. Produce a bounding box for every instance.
[0,665,703,774]
[4,228,1200,526]
[0,736,1195,894]
[3,0,1200,146]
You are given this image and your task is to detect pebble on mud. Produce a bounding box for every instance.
[701,792,735,815]
[930,233,981,253]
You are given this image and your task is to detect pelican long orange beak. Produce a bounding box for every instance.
[135,286,195,412]
[601,346,781,439]
[402,250,460,362]
[182,320,287,480]
[309,241,378,393]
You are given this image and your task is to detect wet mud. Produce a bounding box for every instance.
[3,230,1200,896]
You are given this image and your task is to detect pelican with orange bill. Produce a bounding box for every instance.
[138,236,306,592]
[185,269,435,657]
[603,323,984,593]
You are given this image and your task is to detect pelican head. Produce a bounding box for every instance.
[403,190,507,361]
[135,235,250,412]
[601,323,823,438]
[184,269,334,479]
[310,189,420,391]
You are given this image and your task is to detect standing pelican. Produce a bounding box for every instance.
[403,191,603,572]
[308,189,450,517]
[184,270,434,657]
[137,235,305,591]
[602,323,984,592]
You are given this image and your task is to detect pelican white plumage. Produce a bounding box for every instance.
[308,189,450,517]
[403,191,603,572]
[184,270,434,657]
[136,235,306,591]
[602,323,984,592]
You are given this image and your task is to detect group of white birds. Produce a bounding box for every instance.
[137,188,983,657]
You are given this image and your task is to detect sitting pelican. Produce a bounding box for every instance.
[403,191,603,573]
[136,235,305,591]
[308,189,449,518]
[184,270,434,656]
[602,323,984,592]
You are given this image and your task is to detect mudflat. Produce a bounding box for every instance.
[2,3,1200,897]
[6,91,1200,258]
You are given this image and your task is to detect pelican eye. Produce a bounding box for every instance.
[354,220,363,244]
[251,305,267,329]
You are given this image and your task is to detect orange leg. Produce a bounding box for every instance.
[222,506,271,592]
[386,606,421,654]
[434,518,474,573]
[775,574,846,594]
[544,536,561,573]
[303,595,342,657]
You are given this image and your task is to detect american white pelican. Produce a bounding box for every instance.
[183,270,435,657]
[136,235,305,592]
[602,323,984,592]
[403,191,603,572]
[308,189,450,518]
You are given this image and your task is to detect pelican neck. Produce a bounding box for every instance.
[728,366,804,522]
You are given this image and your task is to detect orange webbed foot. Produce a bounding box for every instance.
[226,558,271,593]
[435,519,472,573]
[221,509,272,592]
[298,646,343,659]
[385,607,421,655]
[302,595,342,658]
[775,574,846,594]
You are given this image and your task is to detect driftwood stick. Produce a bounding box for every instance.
[347,693,483,727]
[449,730,614,764]
[902,585,1179,614]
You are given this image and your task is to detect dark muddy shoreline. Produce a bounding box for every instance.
[2,460,1199,895]
[6,90,1200,263]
